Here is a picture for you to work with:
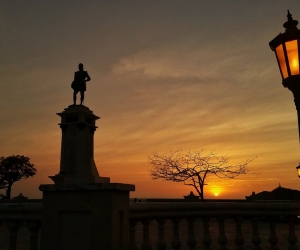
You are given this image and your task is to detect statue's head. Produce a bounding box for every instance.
[78,63,84,70]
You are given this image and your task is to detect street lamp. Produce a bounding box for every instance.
[269,11,300,86]
[269,11,300,177]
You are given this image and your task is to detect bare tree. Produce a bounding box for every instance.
[0,155,36,199]
[148,150,252,200]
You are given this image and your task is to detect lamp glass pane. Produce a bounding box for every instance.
[297,166,300,178]
[286,40,299,75]
[275,44,288,79]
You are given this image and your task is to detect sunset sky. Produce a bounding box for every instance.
[1,1,300,199]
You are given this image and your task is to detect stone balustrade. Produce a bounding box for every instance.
[128,201,300,249]
[0,200,42,250]
[1,200,300,249]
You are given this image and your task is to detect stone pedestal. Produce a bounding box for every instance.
[39,105,135,250]
[39,183,135,250]
[50,105,110,184]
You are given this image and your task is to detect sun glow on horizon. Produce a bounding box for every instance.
[210,187,223,197]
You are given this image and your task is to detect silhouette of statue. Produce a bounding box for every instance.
[71,63,91,105]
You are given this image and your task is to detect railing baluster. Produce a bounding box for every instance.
[251,217,261,250]
[156,219,167,250]
[186,217,197,250]
[5,220,23,250]
[268,218,278,250]
[141,219,152,250]
[218,217,227,250]
[129,220,139,250]
[202,217,212,250]
[287,216,297,250]
[171,218,181,250]
[25,220,41,250]
[234,217,244,250]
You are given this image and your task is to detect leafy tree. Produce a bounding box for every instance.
[0,155,36,199]
[148,150,252,200]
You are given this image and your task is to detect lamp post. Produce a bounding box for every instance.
[269,11,300,177]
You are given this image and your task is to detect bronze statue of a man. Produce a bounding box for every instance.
[72,63,91,105]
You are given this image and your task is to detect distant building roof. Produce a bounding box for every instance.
[184,191,199,201]
[246,184,300,201]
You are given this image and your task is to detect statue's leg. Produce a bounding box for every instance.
[80,91,84,105]
[73,91,77,105]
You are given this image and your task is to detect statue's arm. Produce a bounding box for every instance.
[85,71,91,82]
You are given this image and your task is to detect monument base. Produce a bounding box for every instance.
[39,183,135,250]
[49,173,110,185]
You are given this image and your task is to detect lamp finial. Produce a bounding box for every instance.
[283,10,298,31]
[287,10,293,21]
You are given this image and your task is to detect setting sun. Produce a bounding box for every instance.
[210,187,223,198]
